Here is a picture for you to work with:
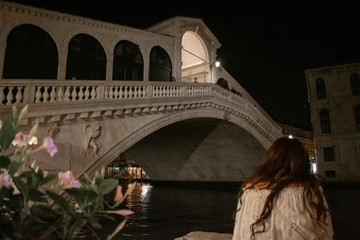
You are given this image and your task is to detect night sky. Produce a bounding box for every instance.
[5,0,360,130]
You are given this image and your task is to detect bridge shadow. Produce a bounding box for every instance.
[125,117,266,182]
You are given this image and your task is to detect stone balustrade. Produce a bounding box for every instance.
[0,79,282,150]
[0,80,236,107]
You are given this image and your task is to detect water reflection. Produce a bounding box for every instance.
[92,182,359,240]
[123,182,153,237]
[116,181,238,240]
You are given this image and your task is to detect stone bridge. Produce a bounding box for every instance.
[0,80,283,182]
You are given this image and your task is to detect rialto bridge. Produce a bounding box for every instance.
[0,1,283,182]
[0,80,282,181]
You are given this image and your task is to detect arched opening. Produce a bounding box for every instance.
[3,24,58,79]
[113,40,144,80]
[66,34,106,80]
[181,31,209,82]
[149,46,172,81]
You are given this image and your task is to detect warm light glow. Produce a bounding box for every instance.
[141,184,153,201]
[288,135,293,139]
[215,61,220,67]
[29,136,38,145]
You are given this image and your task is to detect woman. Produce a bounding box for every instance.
[232,137,333,240]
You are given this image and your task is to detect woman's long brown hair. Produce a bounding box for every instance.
[236,137,330,239]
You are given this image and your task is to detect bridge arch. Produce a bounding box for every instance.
[112,40,144,81]
[149,45,172,81]
[181,30,209,83]
[84,106,273,181]
[3,24,58,79]
[66,33,106,80]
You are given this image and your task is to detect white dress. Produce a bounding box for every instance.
[232,187,334,240]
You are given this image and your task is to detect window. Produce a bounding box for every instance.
[66,34,106,80]
[325,170,336,178]
[320,109,331,133]
[316,78,326,99]
[3,24,58,79]
[323,147,334,161]
[113,40,143,80]
[350,73,360,95]
[149,46,172,81]
[355,105,360,131]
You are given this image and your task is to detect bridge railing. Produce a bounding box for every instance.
[0,80,236,106]
[0,80,278,131]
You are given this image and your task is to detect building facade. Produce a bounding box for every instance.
[305,62,360,183]
[279,123,316,173]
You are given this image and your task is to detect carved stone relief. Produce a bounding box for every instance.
[82,122,102,157]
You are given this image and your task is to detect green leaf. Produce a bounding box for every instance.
[0,187,12,201]
[83,173,92,183]
[8,159,23,175]
[14,177,30,196]
[12,104,17,123]
[17,104,28,125]
[46,190,72,215]
[0,156,10,168]
[94,170,104,185]
[66,188,98,207]
[28,188,47,203]
[0,116,16,150]
[68,212,89,235]
[39,172,57,186]
[30,204,58,221]
[99,178,118,195]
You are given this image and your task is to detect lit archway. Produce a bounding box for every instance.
[181,31,209,82]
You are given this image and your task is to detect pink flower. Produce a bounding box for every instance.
[12,132,29,147]
[0,169,12,189]
[105,209,134,216]
[58,171,81,189]
[43,137,58,157]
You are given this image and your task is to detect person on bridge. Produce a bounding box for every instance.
[232,136,334,240]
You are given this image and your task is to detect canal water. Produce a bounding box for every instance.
[93,181,360,240]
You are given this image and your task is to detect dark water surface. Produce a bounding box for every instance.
[94,182,360,240]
